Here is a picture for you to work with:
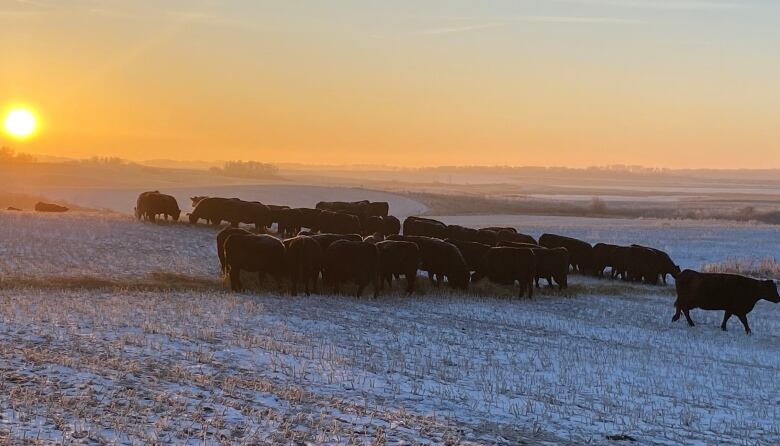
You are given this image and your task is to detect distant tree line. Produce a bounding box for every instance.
[210,161,280,179]
[0,147,36,164]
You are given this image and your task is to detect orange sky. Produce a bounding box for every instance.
[1,1,779,168]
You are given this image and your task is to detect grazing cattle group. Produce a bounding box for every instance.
[134,191,780,334]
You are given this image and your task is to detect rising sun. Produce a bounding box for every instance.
[3,108,38,139]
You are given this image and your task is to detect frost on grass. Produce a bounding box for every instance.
[1,211,780,444]
[702,257,780,280]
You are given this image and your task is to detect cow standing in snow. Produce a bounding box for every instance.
[673,269,780,334]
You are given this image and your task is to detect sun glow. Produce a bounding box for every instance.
[3,108,38,139]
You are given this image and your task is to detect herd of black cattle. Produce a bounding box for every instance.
[135,191,780,334]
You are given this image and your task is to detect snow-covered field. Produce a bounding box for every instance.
[1,211,780,445]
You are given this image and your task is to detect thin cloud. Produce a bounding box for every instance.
[549,0,743,10]
[419,22,505,35]
[418,15,643,35]
[515,15,646,23]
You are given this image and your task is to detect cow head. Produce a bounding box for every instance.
[172,209,182,222]
[187,212,197,224]
[762,280,780,303]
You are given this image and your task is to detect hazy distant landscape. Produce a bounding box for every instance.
[5,155,780,225]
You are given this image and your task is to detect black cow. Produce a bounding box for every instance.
[284,235,323,296]
[324,240,381,298]
[135,191,181,222]
[539,233,593,274]
[402,216,447,239]
[296,208,323,232]
[673,270,780,334]
[631,244,680,284]
[445,239,491,275]
[388,235,469,289]
[381,215,401,236]
[376,240,420,294]
[34,202,68,213]
[216,227,253,273]
[482,247,536,298]
[223,234,287,292]
[592,243,619,278]
[498,242,569,290]
[320,211,362,234]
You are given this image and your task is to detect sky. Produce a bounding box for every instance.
[1,0,779,168]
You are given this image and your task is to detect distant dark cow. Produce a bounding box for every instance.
[403,216,447,239]
[223,234,287,292]
[381,215,401,236]
[482,226,517,234]
[496,231,537,245]
[593,243,619,278]
[388,235,469,289]
[498,242,569,289]
[475,229,500,246]
[324,240,381,298]
[309,233,362,252]
[376,240,420,294]
[6,207,21,211]
[189,197,240,226]
[34,202,68,213]
[611,246,632,280]
[363,233,385,244]
[135,190,159,219]
[316,200,373,225]
[631,244,680,285]
[316,200,370,214]
[673,269,780,334]
[190,196,208,207]
[625,245,680,285]
[284,235,323,296]
[539,233,593,274]
[446,225,497,246]
[320,211,361,234]
[216,227,253,273]
[237,201,272,231]
[136,192,181,222]
[297,208,323,232]
[482,247,536,298]
[445,239,491,275]
[362,215,384,235]
[277,208,303,237]
[265,204,291,230]
[365,201,390,218]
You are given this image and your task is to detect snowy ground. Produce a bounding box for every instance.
[1,211,780,445]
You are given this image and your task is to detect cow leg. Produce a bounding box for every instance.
[546,276,553,287]
[737,314,752,335]
[672,307,681,322]
[534,277,540,288]
[683,309,695,327]
[527,280,534,299]
[721,312,732,331]
[406,271,416,294]
[311,271,320,294]
[229,268,242,292]
[427,271,435,285]
[373,275,380,298]
[662,274,668,285]
[356,283,365,298]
